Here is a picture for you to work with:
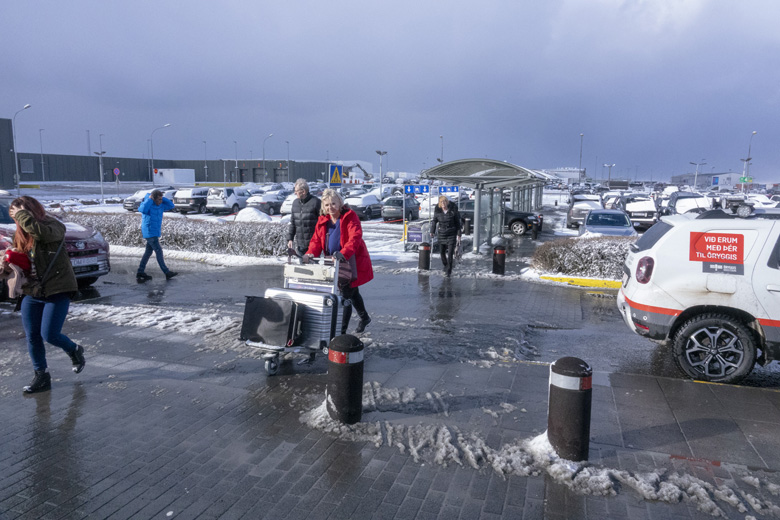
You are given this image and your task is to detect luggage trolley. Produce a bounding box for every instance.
[240,257,349,375]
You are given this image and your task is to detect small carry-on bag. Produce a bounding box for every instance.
[240,296,303,347]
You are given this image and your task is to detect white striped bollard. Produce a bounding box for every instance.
[547,357,592,461]
[326,334,364,424]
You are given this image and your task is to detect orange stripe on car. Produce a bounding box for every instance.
[759,318,780,328]
[621,291,681,317]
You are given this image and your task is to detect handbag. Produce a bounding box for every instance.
[337,255,358,289]
[26,240,65,299]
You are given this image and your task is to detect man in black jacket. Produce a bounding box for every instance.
[286,179,322,257]
[431,195,462,276]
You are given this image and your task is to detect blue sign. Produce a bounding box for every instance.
[439,186,459,193]
[713,177,719,185]
[329,164,342,187]
[404,184,430,194]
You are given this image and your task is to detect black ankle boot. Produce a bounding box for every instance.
[355,316,371,333]
[68,345,86,374]
[24,370,51,394]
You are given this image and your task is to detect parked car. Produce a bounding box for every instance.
[503,208,542,236]
[578,209,638,237]
[206,187,251,214]
[279,193,297,215]
[246,193,285,215]
[618,208,780,384]
[566,194,602,228]
[123,187,176,211]
[615,193,658,229]
[344,194,383,220]
[173,187,210,214]
[662,191,713,215]
[381,196,419,221]
[0,191,110,291]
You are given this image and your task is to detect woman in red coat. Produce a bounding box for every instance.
[304,189,373,334]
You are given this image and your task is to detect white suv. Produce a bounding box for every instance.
[206,187,251,214]
[617,209,780,384]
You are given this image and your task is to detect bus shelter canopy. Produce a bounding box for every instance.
[419,159,553,189]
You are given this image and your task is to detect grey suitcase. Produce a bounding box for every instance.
[263,287,347,350]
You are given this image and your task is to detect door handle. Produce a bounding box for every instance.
[768,285,780,292]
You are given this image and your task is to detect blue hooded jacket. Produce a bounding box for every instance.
[139,193,174,238]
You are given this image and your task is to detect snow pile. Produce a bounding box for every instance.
[299,382,780,517]
[62,211,288,257]
[532,236,634,279]
[234,208,272,222]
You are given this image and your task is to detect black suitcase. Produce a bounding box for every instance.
[240,296,303,346]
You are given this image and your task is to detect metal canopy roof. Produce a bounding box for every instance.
[420,159,553,189]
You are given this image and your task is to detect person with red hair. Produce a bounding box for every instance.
[8,196,85,394]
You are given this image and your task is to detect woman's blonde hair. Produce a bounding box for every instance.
[320,189,344,215]
[438,195,449,206]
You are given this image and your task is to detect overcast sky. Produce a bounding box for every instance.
[3,1,779,183]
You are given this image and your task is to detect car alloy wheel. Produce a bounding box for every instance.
[672,313,756,384]
[510,221,527,236]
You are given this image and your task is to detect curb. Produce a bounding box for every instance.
[539,275,621,288]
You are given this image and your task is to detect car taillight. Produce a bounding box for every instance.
[635,256,654,284]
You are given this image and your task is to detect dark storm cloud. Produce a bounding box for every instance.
[3,0,780,182]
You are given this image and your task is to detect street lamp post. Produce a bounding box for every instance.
[578,133,584,182]
[286,140,291,182]
[438,135,444,163]
[203,140,208,182]
[12,104,31,196]
[689,159,706,191]
[150,123,171,186]
[603,163,615,186]
[233,140,238,182]
[262,133,273,183]
[376,150,387,194]
[94,137,106,204]
[39,129,45,182]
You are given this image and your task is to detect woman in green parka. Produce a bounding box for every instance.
[9,196,85,394]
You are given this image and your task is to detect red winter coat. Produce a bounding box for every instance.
[306,207,374,288]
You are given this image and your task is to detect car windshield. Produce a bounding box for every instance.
[587,213,631,227]
[0,198,13,224]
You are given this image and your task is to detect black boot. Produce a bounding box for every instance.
[355,315,371,333]
[341,305,352,335]
[23,370,51,394]
[67,345,86,374]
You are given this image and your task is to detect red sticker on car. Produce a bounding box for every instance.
[689,232,744,264]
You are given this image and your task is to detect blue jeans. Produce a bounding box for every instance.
[138,236,169,274]
[21,293,78,371]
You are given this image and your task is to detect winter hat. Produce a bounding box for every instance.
[4,249,31,274]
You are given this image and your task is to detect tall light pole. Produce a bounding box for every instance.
[233,140,238,182]
[262,133,273,183]
[285,140,291,182]
[376,150,387,193]
[203,140,208,182]
[603,163,615,186]
[438,135,444,163]
[689,159,706,191]
[150,123,171,186]
[12,104,31,196]
[578,133,584,182]
[39,129,45,182]
[95,133,106,203]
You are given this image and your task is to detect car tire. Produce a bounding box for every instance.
[365,209,372,220]
[232,204,240,214]
[672,313,756,384]
[77,277,99,288]
[510,221,527,236]
[268,207,275,216]
[198,203,206,214]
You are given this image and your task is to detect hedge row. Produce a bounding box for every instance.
[63,212,288,257]
[531,236,634,279]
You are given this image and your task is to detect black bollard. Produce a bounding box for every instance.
[463,218,472,235]
[538,215,544,230]
[492,245,506,275]
[547,357,592,461]
[418,242,431,270]
[326,334,364,424]
[531,222,539,240]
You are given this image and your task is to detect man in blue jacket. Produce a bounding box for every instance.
[136,189,177,283]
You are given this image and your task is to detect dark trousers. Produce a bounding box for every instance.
[341,284,368,334]
[21,293,78,372]
[138,236,169,274]
[440,240,456,275]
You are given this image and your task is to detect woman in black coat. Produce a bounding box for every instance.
[430,195,462,277]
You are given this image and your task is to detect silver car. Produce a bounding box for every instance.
[578,209,637,237]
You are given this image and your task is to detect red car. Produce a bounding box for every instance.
[0,192,110,294]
